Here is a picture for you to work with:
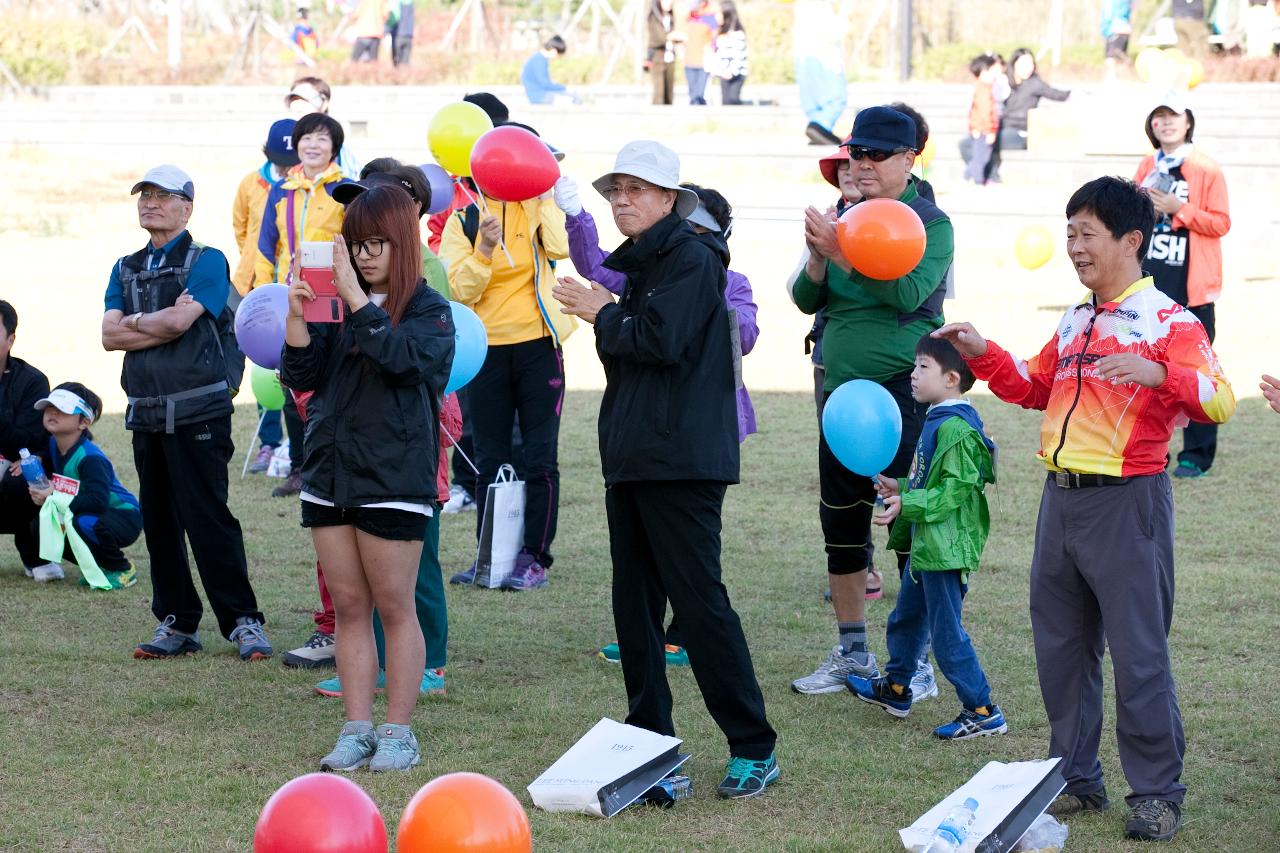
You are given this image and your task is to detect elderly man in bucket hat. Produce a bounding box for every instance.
[552,141,779,799]
[101,164,271,664]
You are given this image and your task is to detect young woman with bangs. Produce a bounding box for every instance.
[282,185,455,772]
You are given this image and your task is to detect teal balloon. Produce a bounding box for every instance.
[445,301,488,394]
[822,379,903,476]
[251,364,286,411]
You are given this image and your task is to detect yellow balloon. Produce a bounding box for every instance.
[1162,47,1186,65]
[1015,224,1055,270]
[914,137,936,171]
[1135,47,1166,83]
[428,102,494,177]
[1186,58,1204,88]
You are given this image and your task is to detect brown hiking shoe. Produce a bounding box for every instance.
[271,470,303,498]
[1047,788,1110,817]
[1125,799,1181,842]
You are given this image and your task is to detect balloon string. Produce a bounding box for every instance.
[439,422,479,476]
[456,179,514,268]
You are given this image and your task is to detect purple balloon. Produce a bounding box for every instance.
[234,284,290,370]
[419,163,456,215]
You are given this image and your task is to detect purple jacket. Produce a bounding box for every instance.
[566,210,758,440]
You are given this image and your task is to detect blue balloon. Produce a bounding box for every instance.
[822,379,903,477]
[419,163,457,215]
[233,283,290,370]
[445,301,488,394]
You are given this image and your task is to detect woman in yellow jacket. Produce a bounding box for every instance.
[440,180,574,591]
[232,119,298,297]
[253,113,352,287]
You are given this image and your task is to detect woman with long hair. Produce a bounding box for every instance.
[715,0,749,105]
[282,185,454,772]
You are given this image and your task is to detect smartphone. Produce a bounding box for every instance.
[1149,172,1176,195]
[299,241,344,323]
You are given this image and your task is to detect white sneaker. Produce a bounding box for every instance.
[791,645,879,694]
[441,484,475,514]
[32,563,65,582]
[282,629,337,669]
[910,660,939,703]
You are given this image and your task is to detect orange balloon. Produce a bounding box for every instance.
[836,198,927,281]
[397,772,532,853]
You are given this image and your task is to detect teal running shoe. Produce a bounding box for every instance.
[716,753,780,799]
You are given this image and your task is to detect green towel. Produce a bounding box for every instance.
[39,491,111,590]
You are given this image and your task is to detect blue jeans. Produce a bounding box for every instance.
[256,405,282,448]
[885,564,992,710]
[685,66,709,105]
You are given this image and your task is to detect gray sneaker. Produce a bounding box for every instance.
[133,615,203,659]
[910,660,939,703]
[791,645,879,694]
[369,725,421,772]
[229,616,273,661]
[320,721,378,772]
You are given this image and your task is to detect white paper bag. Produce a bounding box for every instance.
[527,718,687,818]
[474,464,525,588]
[900,758,1065,853]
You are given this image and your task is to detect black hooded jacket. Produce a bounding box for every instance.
[595,211,739,486]
[0,356,50,460]
[280,281,455,506]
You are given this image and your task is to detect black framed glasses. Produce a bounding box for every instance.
[846,146,913,162]
[349,237,387,258]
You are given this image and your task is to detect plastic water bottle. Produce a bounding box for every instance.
[18,449,50,490]
[921,797,979,853]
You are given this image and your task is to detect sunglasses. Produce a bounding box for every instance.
[845,146,913,162]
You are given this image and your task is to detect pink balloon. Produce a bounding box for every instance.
[470,126,561,203]
[254,773,387,853]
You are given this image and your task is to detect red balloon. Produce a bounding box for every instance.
[469,126,561,203]
[254,773,388,853]
[397,772,532,853]
[836,198,927,281]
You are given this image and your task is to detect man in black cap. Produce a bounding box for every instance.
[101,165,271,663]
[788,106,956,699]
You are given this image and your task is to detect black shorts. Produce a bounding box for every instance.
[1105,34,1130,61]
[300,501,428,541]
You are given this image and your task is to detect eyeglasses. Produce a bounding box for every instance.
[603,183,661,202]
[349,237,388,258]
[138,188,187,202]
[846,146,913,162]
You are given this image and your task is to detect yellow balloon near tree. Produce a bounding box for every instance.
[1015,224,1054,270]
[428,102,494,177]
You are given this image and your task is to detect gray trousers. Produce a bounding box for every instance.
[1030,473,1186,806]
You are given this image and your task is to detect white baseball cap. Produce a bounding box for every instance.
[34,388,95,424]
[592,141,699,219]
[131,164,195,202]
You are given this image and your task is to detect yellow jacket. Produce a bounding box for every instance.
[440,195,576,347]
[231,166,274,296]
[253,163,350,286]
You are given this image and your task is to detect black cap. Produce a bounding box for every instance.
[332,173,413,206]
[845,106,918,152]
[462,92,509,125]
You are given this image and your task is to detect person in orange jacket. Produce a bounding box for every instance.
[1134,92,1231,478]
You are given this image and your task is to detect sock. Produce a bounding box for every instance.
[342,720,374,735]
[380,722,412,739]
[890,682,906,696]
[973,706,990,717]
[838,621,867,655]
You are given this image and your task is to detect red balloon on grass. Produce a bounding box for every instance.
[397,772,532,853]
[470,126,561,203]
[836,198,927,281]
[254,773,388,853]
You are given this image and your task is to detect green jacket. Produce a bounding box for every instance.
[887,416,995,571]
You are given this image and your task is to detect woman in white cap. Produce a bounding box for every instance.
[553,140,779,800]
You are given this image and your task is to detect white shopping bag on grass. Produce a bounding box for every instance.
[474,464,525,588]
[528,718,689,817]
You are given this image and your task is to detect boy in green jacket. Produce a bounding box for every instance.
[847,334,1006,740]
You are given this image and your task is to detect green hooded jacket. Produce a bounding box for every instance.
[886,415,995,571]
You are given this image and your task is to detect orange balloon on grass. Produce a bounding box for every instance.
[836,198,927,281]
[397,772,532,853]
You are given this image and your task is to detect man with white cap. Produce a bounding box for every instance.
[553,140,779,799]
[101,165,272,663]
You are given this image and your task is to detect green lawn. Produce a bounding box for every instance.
[2,392,1278,852]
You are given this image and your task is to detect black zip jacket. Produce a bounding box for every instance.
[280,281,455,506]
[595,211,739,486]
[1002,74,1070,133]
[0,356,50,460]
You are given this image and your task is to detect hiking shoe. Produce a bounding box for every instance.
[910,660,939,703]
[282,630,336,669]
[1047,787,1111,817]
[369,725,420,772]
[1125,799,1181,842]
[271,470,303,498]
[934,705,1008,740]
[598,642,622,663]
[32,562,65,582]
[449,562,478,586]
[500,552,548,590]
[1173,460,1207,479]
[79,563,138,589]
[230,616,272,661]
[717,753,780,799]
[665,644,690,666]
[848,675,913,718]
[320,721,378,772]
[791,645,879,694]
[865,567,883,600]
[134,615,202,659]
[420,667,447,696]
[806,121,841,146]
[441,484,475,514]
[249,444,275,474]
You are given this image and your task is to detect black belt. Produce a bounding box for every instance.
[1049,471,1131,489]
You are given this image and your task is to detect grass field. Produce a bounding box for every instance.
[2,391,1278,852]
